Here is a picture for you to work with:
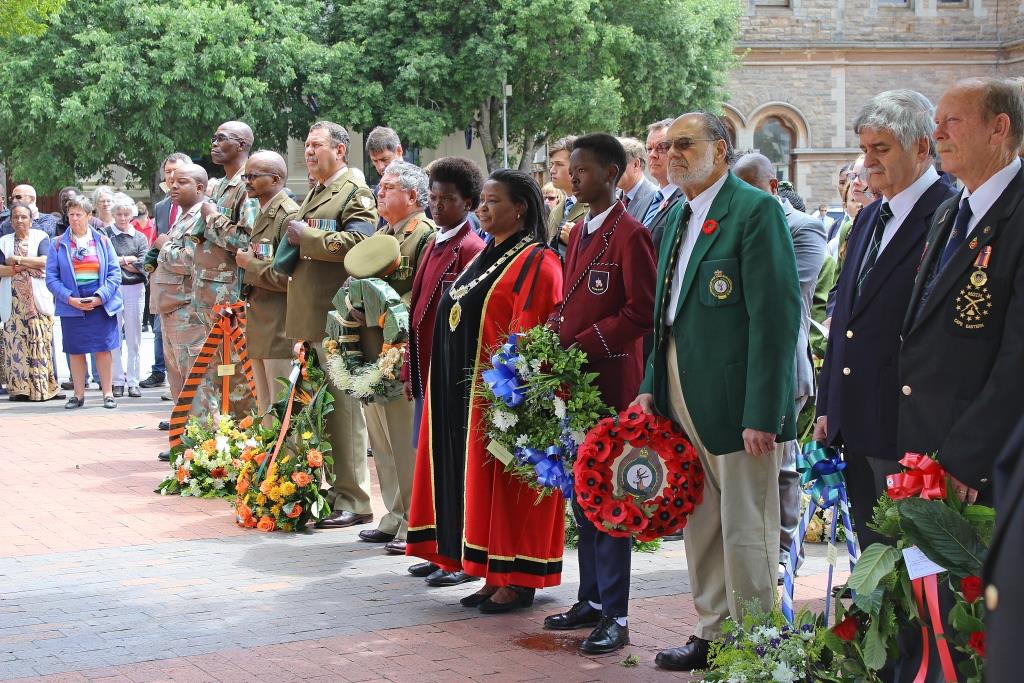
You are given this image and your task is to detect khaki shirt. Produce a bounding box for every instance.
[286,168,378,341]
[243,191,299,359]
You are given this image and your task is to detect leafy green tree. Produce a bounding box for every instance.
[326,0,741,171]
[0,0,65,37]
[0,0,355,192]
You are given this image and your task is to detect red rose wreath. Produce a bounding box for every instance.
[573,407,704,542]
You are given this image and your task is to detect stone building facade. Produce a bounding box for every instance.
[723,0,1023,209]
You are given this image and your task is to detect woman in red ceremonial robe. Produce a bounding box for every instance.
[407,169,565,612]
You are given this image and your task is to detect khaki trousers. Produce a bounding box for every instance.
[313,341,371,514]
[161,306,208,399]
[363,397,416,538]
[251,357,294,417]
[666,338,783,640]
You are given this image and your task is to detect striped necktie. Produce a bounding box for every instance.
[855,202,892,298]
[642,190,665,227]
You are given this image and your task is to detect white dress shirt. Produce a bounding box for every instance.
[665,171,730,325]
[877,165,940,254]
[961,157,1021,237]
[583,204,615,236]
[435,218,468,245]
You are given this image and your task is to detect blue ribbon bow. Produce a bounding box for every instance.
[516,445,574,499]
[482,335,525,408]
[797,441,847,507]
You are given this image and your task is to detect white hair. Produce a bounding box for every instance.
[853,90,936,151]
[111,192,137,215]
[383,160,429,208]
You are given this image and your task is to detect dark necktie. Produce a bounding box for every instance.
[622,193,631,210]
[855,202,892,297]
[643,190,665,227]
[661,203,693,321]
[937,198,973,273]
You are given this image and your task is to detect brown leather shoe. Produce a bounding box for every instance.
[315,511,373,529]
[384,540,406,555]
[358,528,395,543]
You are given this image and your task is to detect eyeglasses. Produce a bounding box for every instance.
[543,196,558,201]
[654,138,716,154]
[211,133,245,144]
[241,173,277,181]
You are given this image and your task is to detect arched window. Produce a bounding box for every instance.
[753,116,796,182]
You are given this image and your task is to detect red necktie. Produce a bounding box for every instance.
[169,202,180,227]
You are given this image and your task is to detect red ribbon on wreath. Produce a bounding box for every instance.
[886,452,958,683]
[573,407,704,541]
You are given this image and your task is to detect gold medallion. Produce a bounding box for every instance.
[449,302,462,331]
[970,270,988,287]
[709,270,733,300]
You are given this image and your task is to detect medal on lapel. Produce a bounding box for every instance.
[955,246,993,330]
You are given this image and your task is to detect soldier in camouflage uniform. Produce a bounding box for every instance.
[353,160,436,553]
[191,121,259,418]
[283,121,378,530]
[150,163,209,461]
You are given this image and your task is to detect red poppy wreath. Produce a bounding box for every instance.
[573,407,704,541]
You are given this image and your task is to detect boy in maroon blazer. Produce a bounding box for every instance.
[543,133,656,654]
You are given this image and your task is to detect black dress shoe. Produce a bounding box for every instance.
[580,617,630,655]
[158,451,170,462]
[408,562,439,577]
[384,540,406,555]
[425,570,480,587]
[60,381,74,390]
[139,372,165,388]
[112,386,124,398]
[460,588,498,608]
[314,511,373,529]
[479,586,535,614]
[158,421,170,431]
[543,601,602,630]
[358,528,396,543]
[655,635,710,671]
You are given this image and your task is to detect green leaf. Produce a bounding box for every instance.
[848,544,901,596]
[862,617,886,671]
[948,602,985,633]
[897,497,985,577]
[853,585,886,615]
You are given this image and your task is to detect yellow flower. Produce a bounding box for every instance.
[301,431,313,440]
[271,504,283,517]
[280,482,297,497]
[256,493,267,505]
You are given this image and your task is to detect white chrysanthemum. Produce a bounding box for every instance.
[515,434,530,447]
[570,429,586,445]
[492,410,519,431]
[552,396,567,420]
[529,358,543,373]
[215,434,230,454]
[512,357,530,377]
[771,662,797,683]
[211,478,226,490]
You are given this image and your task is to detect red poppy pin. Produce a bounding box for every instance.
[702,219,718,235]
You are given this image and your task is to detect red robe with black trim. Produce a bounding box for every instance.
[553,201,656,410]
[406,237,566,588]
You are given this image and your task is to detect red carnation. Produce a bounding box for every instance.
[209,467,226,479]
[960,576,983,603]
[831,615,859,641]
[967,631,986,657]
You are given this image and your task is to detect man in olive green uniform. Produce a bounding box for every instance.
[353,160,436,554]
[150,164,210,461]
[283,121,378,529]
[234,150,298,416]
[546,135,588,257]
[191,121,259,418]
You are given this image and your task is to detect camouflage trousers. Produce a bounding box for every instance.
[161,305,207,399]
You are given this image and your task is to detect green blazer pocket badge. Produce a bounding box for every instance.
[699,258,741,306]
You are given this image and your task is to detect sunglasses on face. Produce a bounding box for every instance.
[654,138,716,154]
[211,133,244,144]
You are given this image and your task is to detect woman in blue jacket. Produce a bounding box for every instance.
[45,194,123,409]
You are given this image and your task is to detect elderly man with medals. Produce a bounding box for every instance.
[275,121,378,530]
[344,160,436,554]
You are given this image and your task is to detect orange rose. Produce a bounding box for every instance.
[240,448,254,462]
[306,449,323,468]
[254,452,266,465]
[243,515,257,528]
[237,477,249,494]
[237,503,252,519]
[239,415,254,430]
[291,471,313,487]
[287,504,303,519]
[256,516,276,532]
[176,466,189,483]
[183,449,195,462]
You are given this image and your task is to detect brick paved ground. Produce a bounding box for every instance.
[1,388,846,682]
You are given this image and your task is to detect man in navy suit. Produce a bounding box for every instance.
[814,90,956,549]
[899,78,1024,507]
[616,137,658,222]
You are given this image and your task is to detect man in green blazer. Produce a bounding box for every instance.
[633,112,801,672]
[283,121,379,530]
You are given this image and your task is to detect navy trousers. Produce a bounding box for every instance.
[573,501,631,618]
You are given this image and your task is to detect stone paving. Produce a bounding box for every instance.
[0,388,845,682]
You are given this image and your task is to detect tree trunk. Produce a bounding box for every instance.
[476,96,505,173]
